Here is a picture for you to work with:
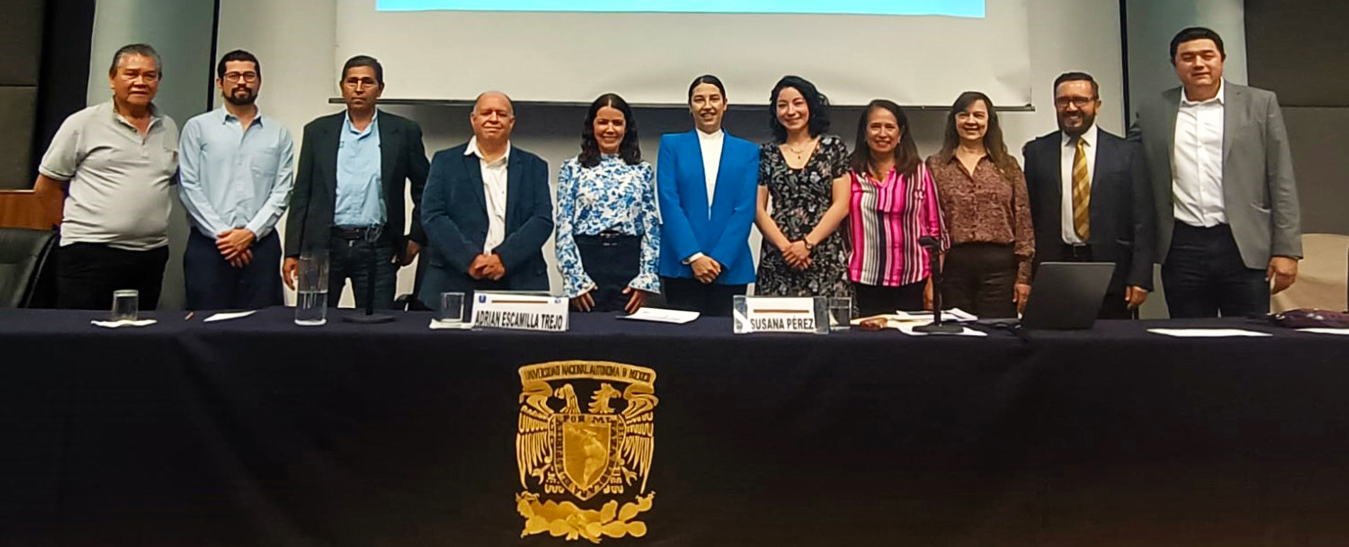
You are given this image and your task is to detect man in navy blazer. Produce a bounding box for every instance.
[419,92,552,308]
[1024,72,1155,319]
[657,75,760,317]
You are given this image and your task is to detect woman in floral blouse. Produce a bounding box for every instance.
[753,76,852,299]
[926,91,1034,318]
[554,93,660,314]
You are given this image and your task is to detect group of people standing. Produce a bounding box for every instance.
[34,26,1300,321]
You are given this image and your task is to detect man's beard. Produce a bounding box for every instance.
[1059,113,1095,137]
[225,88,256,106]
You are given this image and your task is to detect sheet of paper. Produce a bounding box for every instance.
[90,319,158,329]
[203,311,257,323]
[852,308,979,326]
[620,307,701,324]
[1147,328,1273,338]
[1297,328,1349,336]
[429,319,474,330]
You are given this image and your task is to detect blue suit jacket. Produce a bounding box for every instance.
[419,143,553,303]
[656,130,760,285]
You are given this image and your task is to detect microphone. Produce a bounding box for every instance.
[913,235,962,334]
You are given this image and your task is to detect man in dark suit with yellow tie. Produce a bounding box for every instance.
[1023,72,1155,319]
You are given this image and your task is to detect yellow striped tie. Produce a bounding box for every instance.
[1071,138,1090,240]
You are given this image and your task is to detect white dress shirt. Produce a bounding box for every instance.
[1060,124,1098,245]
[1172,81,1226,227]
[684,129,725,264]
[697,128,724,218]
[466,136,511,253]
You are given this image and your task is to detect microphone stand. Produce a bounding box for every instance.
[913,236,962,334]
[344,226,395,324]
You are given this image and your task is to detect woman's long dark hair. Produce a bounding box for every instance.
[848,99,919,181]
[579,93,641,168]
[937,91,1020,179]
[767,75,830,143]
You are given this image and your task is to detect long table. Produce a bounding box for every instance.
[3,308,1348,546]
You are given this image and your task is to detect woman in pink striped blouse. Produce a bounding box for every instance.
[847,100,949,317]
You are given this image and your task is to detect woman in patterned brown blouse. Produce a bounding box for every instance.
[925,91,1035,318]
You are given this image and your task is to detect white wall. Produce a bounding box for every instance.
[218,0,1125,307]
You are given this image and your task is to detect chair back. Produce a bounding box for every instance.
[0,227,58,308]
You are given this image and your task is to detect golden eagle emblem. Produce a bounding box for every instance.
[516,361,657,543]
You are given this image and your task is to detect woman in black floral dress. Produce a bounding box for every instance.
[754,76,852,298]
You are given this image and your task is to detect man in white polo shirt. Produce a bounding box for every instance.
[33,44,180,310]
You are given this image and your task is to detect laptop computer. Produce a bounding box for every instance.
[1016,262,1116,330]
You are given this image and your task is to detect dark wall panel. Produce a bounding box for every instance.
[1283,107,1349,236]
[1246,0,1349,107]
[0,0,45,188]
[0,0,43,86]
[0,87,38,189]
[31,0,96,188]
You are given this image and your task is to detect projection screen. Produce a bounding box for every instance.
[336,0,1030,106]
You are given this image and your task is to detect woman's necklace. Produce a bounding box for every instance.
[783,137,818,163]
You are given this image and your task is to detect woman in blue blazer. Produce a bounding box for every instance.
[657,75,761,316]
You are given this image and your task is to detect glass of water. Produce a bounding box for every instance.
[828,297,852,331]
[294,252,330,326]
[436,292,465,324]
[110,289,139,322]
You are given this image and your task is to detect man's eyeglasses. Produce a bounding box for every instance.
[1054,97,1096,109]
[223,72,258,83]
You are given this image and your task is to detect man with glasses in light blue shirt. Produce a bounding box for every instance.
[179,50,294,310]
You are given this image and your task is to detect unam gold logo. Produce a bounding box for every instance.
[516,361,657,543]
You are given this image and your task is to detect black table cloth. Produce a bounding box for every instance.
[2,308,1347,546]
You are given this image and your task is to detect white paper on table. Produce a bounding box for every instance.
[203,311,257,323]
[90,319,158,328]
[429,319,474,330]
[1297,328,1349,336]
[619,307,700,324]
[1147,328,1273,338]
[851,308,980,327]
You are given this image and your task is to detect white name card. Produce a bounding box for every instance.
[734,296,826,334]
[471,292,569,332]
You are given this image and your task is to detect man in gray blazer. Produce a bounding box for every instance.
[1129,27,1301,318]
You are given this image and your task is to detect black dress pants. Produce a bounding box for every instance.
[57,243,169,310]
[941,243,1016,318]
[661,276,746,317]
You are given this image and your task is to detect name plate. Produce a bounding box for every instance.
[472,292,569,332]
[733,296,828,335]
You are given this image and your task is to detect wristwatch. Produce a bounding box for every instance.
[802,239,815,251]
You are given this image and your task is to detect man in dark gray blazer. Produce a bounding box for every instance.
[282,56,429,309]
[418,92,553,308]
[1024,72,1155,319]
[1129,27,1301,318]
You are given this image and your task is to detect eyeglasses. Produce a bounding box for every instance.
[1054,97,1096,109]
[223,72,258,83]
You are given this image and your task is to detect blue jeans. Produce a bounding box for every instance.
[327,230,397,310]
